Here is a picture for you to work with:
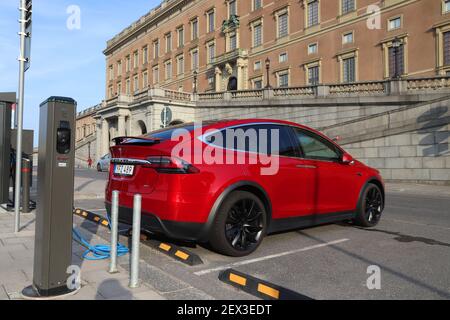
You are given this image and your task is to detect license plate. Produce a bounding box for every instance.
[114,164,135,176]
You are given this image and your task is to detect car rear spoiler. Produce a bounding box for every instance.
[113,136,162,146]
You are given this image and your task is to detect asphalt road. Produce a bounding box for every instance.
[74,170,450,300]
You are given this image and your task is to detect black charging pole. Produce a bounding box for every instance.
[22,97,77,298]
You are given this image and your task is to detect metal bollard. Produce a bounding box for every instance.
[129,194,142,288]
[21,158,31,214]
[108,190,119,274]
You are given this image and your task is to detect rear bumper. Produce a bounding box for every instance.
[105,202,207,242]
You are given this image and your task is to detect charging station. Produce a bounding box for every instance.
[23,97,77,298]
[0,93,14,206]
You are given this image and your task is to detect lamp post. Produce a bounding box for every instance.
[193,70,198,94]
[391,37,402,79]
[265,57,271,89]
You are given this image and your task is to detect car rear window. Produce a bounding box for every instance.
[146,124,197,141]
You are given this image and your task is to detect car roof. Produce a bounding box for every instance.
[201,118,311,131]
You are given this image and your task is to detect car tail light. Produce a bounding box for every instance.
[146,156,199,174]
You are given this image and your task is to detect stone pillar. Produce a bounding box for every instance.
[101,118,110,156]
[215,67,222,92]
[316,85,330,98]
[95,119,102,161]
[237,64,244,91]
[118,115,126,137]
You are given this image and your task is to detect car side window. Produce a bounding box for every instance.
[293,128,341,161]
[205,124,297,157]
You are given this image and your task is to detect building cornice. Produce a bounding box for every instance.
[104,0,194,56]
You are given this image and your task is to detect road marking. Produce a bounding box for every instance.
[194,238,349,276]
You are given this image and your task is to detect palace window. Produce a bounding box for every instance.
[388,16,402,31]
[252,77,263,89]
[191,48,199,70]
[133,75,139,93]
[341,0,355,15]
[177,55,185,75]
[165,60,172,80]
[342,57,356,83]
[388,44,405,77]
[143,71,148,88]
[133,51,139,69]
[207,41,216,64]
[152,66,159,84]
[253,21,263,47]
[153,40,159,59]
[253,0,262,11]
[444,0,450,13]
[277,9,289,38]
[207,9,215,33]
[191,18,199,40]
[117,82,122,95]
[228,0,237,18]
[308,43,318,55]
[277,71,289,88]
[254,61,262,71]
[307,0,320,27]
[305,61,320,85]
[444,31,450,65]
[279,52,288,63]
[117,60,122,76]
[126,55,131,72]
[126,78,131,95]
[165,33,172,53]
[142,46,148,65]
[343,31,354,44]
[177,27,184,47]
[109,65,114,81]
[229,33,237,51]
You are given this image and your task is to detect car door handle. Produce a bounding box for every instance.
[296,164,317,169]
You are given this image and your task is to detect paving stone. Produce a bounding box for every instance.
[163,287,214,300]
[133,290,166,300]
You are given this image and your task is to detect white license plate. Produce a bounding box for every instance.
[114,164,135,176]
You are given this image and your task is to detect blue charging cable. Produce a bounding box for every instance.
[72,214,129,261]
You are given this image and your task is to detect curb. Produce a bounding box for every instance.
[73,208,110,228]
[144,239,204,266]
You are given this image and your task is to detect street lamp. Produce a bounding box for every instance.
[265,57,271,89]
[391,37,402,79]
[193,70,198,94]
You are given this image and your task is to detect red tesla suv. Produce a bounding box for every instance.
[106,119,385,257]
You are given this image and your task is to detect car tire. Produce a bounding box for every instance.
[97,164,102,172]
[209,191,267,257]
[353,183,384,228]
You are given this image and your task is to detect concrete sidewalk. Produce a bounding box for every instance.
[0,208,165,300]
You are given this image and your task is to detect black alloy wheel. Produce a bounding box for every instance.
[365,186,383,224]
[225,198,264,252]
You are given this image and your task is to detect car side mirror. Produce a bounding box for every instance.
[341,153,355,165]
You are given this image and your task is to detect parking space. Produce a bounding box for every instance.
[74,184,450,300]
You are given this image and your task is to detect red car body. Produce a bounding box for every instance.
[106,119,384,253]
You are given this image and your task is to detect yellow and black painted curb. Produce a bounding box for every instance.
[143,239,203,266]
[219,269,313,300]
[73,208,110,228]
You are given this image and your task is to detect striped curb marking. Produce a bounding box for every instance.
[219,269,313,300]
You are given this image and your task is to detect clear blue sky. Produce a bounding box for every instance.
[0,0,159,144]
